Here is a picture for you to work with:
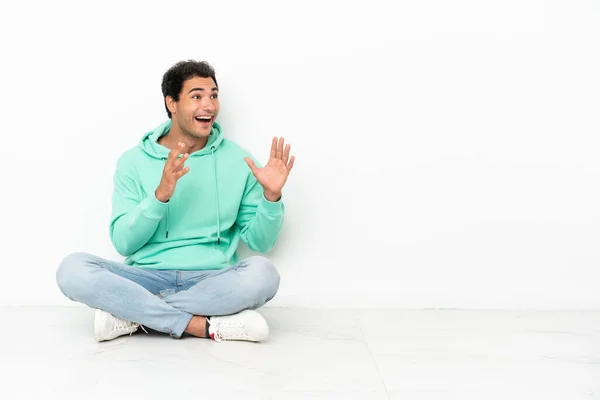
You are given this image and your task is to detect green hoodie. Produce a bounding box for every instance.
[109,120,284,270]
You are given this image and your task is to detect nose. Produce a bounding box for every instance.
[201,97,215,112]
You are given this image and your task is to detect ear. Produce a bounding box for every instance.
[166,96,178,115]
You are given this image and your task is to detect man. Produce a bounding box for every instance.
[56,60,295,343]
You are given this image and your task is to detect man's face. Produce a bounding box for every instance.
[169,76,220,139]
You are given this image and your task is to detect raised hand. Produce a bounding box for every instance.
[155,142,190,203]
[245,137,295,202]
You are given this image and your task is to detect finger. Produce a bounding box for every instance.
[270,137,277,159]
[282,143,291,164]
[245,157,259,175]
[287,155,295,172]
[167,142,186,169]
[276,137,284,160]
[169,142,185,160]
[175,166,190,179]
[173,153,189,171]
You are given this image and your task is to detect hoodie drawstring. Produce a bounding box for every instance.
[211,146,221,245]
[166,204,170,239]
[161,150,220,244]
[162,157,170,238]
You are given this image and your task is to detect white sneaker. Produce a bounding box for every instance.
[207,310,269,342]
[93,309,140,342]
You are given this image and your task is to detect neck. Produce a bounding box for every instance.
[160,122,209,154]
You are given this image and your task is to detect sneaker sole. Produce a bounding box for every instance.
[93,309,107,342]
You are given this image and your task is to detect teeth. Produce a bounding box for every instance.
[196,116,212,120]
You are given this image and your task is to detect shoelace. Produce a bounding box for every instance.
[213,321,249,341]
[112,318,135,332]
[112,318,147,336]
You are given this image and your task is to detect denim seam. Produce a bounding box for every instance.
[96,260,168,286]
[190,264,239,282]
[170,311,193,339]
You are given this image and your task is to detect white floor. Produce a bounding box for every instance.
[2,307,599,399]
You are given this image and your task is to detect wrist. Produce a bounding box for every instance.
[155,189,170,203]
[264,190,282,202]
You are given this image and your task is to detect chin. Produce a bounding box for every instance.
[195,130,212,138]
[186,128,211,139]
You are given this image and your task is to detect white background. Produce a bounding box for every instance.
[1,0,599,309]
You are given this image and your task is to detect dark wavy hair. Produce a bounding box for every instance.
[161,60,218,118]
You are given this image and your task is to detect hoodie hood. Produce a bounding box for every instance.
[138,119,225,159]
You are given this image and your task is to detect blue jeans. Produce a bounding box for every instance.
[56,252,280,338]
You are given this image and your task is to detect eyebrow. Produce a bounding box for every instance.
[188,87,219,94]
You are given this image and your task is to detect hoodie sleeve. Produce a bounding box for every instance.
[109,159,167,257]
[236,168,285,253]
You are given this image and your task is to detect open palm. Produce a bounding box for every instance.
[245,137,295,199]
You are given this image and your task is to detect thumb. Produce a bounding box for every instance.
[244,157,259,175]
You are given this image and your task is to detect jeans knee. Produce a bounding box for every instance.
[245,256,280,299]
[56,252,91,296]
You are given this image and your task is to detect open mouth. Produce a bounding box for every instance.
[194,115,213,125]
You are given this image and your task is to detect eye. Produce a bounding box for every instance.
[211,93,218,99]
[192,95,200,99]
